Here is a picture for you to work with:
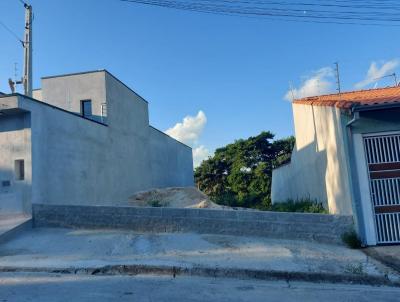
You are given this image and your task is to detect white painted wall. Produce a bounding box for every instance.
[271,103,353,215]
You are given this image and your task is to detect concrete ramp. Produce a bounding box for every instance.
[0,215,32,244]
[32,204,353,245]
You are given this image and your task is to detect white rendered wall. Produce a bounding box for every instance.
[271,103,353,215]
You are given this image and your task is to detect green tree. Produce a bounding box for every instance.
[194,131,294,209]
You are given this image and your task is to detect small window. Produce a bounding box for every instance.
[15,160,25,181]
[81,100,92,118]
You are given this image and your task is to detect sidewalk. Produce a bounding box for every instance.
[0,215,31,235]
[364,246,400,273]
[0,214,31,244]
[0,227,399,286]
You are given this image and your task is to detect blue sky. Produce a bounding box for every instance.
[1,0,400,165]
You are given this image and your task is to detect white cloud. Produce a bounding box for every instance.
[165,111,207,146]
[193,145,211,168]
[165,110,210,167]
[354,59,399,89]
[284,67,334,101]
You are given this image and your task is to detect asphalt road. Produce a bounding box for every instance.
[0,272,399,302]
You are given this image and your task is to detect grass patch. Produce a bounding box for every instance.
[341,230,362,249]
[344,263,364,275]
[268,199,328,214]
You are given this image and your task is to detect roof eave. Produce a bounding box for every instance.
[352,102,400,112]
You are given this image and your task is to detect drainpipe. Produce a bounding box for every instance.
[344,106,367,245]
[346,110,360,127]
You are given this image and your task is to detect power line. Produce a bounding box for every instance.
[0,0,31,46]
[0,19,23,45]
[17,0,28,6]
[198,0,400,11]
[0,0,28,45]
[122,0,400,21]
[120,0,400,26]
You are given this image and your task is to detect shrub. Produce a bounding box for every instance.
[268,199,328,214]
[148,200,163,207]
[341,230,362,249]
[211,191,239,207]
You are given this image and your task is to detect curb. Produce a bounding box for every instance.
[0,264,398,287]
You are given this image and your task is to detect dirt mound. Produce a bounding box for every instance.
[128,187,223,209]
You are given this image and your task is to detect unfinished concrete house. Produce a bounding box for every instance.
[0,70,194,215]
[271,87,400,246]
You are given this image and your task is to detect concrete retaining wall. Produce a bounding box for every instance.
[32,204,354,244]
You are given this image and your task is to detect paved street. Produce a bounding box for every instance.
[0,272,399,302]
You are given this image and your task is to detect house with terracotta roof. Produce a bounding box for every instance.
[271,86,400,246]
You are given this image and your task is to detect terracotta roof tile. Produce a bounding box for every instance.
[293,86,400,109]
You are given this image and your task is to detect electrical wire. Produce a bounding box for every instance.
[17,0,28,6]
[0,0,28,45]
[0,20,23,44]
[121,0,400,20]
[120,0,400,26]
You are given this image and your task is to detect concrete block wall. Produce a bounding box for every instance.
[32,204,354,244]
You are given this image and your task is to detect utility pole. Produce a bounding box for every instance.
[334,62,341,94]
[22,2,33,97]
[289,81,295,101]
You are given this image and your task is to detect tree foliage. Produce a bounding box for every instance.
[194,131,295,209]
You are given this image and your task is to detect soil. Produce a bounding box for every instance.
[128,187,223,209]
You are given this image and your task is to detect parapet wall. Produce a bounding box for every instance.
[32,204,354,244]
